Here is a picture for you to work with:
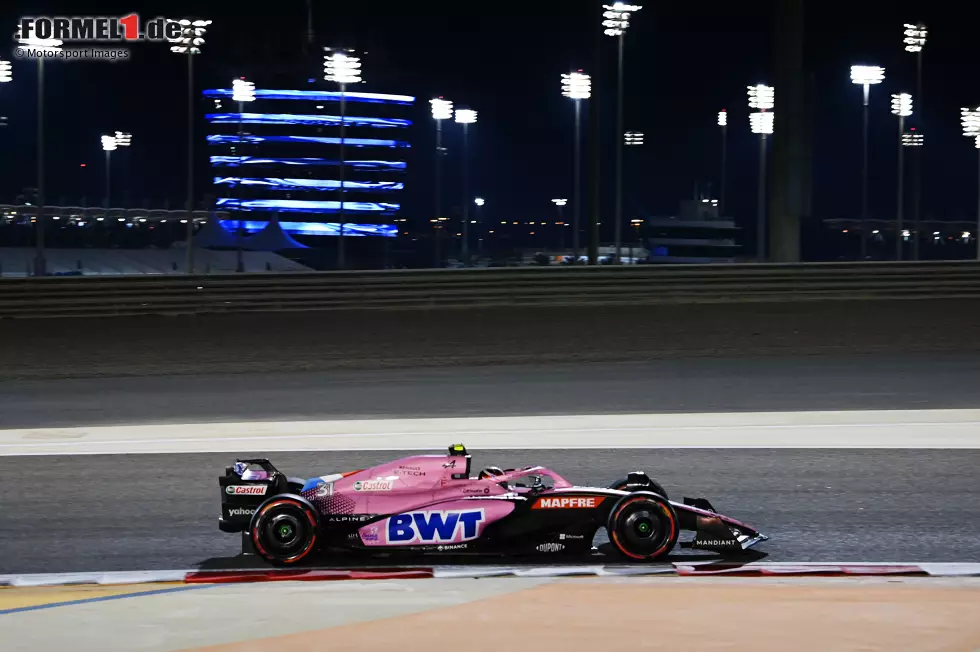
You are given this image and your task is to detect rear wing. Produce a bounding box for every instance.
[218,458,289,533]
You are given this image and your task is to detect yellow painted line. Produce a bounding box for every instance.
[0,582,197,613]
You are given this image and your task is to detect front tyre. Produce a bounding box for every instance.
[250,495,319,565]
[607,492,678,561]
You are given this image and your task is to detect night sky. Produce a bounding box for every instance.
[0,1,976,237]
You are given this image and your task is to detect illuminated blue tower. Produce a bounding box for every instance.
[202,88,414,239]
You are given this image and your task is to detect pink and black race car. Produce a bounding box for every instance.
[218,444,767,565]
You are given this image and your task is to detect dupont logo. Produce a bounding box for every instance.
[532,496,605,509]
[225,485,267,496]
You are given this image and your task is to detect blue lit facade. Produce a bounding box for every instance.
[203,88,415,238]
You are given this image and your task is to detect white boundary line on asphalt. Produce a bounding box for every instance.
[2,563,980,586]
[3,410,980,455]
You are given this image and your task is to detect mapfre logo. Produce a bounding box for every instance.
[225,485,267,496]
[532,496,604,509]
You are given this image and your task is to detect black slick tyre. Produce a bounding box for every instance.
[606,491,678,561]
[250,495,319,565]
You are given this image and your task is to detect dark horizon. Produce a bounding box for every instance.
[0,1,976,244]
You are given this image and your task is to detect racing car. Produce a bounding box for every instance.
[218,444,767,565]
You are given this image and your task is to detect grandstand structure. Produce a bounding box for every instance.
[202,87,414,240]
[0,205,310,276]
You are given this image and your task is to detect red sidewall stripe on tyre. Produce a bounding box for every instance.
[609,495,678,561]
[251,499,319,565]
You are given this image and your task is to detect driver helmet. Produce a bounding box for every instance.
[478,466,505,479]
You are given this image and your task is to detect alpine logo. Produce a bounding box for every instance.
[387,510,484,544]
[225,485,267,496]
[353,477,396,492]
[532,496,604,509]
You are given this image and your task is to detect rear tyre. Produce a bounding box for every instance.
[250,495,319,565]
[609,477,669,500]
[606,492,678,561]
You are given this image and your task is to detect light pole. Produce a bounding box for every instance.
[602,2,641,264]
[850,65,885,260]
[562,71,591,264]
[901,130,923,255]
[430,97,453,267]
[890,93,912,260]
[552,198,568,251]
[962,107,980,260]
[624,131,644,146]
[231,77,255,272]
[717,110,728,216]
[455,108,477,262]
[101,135,117,217]
[18,36,62,276]
[0,59,10,138]
[749,84,774,262]
[904,24,927,259]
[324,48,362,269]
[169,18,211,274]
[474,197,485,254]
[113,132,132,204]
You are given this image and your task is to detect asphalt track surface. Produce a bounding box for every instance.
[2,448,979,574]
[1,352,979,429]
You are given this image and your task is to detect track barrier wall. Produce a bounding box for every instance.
[1,261,979,319]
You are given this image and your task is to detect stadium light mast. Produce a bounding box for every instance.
[602,2,642,264]
[231,77,255,273]
[891,93,912,260]
[101,134,117,218]
[17,36,62,276]
[430,97,453,267]
[112,131,133,211]
[168,18,211,274]
[552,198,568,250]
[904,23,927,260]
[561,70,591,263]
[850,64,885,260]
[718,110,728,216]
[962,107,980,260]
[748,84,774,262]
[474,197,485,253]
[0,59,11,130]
[455,108,477,262]
[624,131,644,146]
[324,48,362,269]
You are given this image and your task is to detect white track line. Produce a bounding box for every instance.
[2,410,980,455]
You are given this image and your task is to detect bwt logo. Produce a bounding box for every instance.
[17,15,181,43]
[387,510,484,544]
